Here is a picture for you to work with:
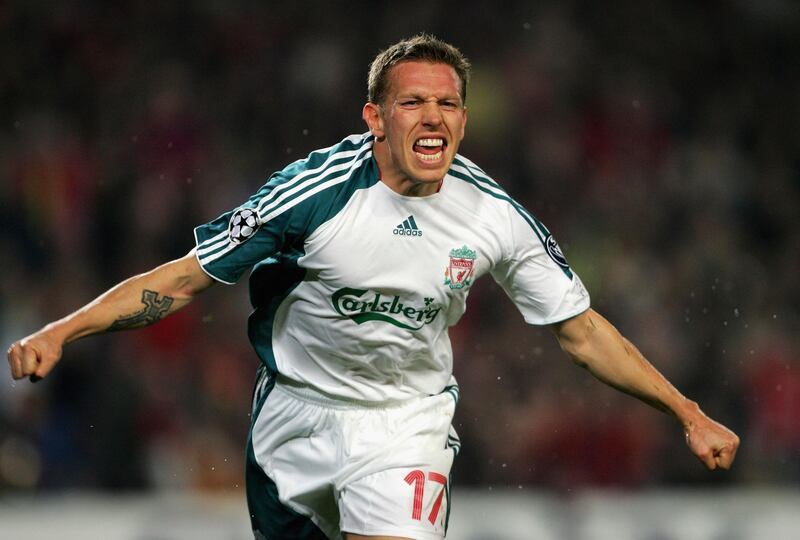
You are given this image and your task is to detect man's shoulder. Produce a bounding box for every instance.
[250,133,377,230]
[446,153,511,201]
[280,133,374,179]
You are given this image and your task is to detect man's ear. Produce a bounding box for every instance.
[362,102,385,141]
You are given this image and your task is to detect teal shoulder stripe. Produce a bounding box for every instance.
[256,137,373,222]
[448,158,573,279]
[297,152,381,238]
[447,166,546,245]
[282,133,367,176]
[260,146,373,222]
[197,135,375,268]
[452,156,551,240]
[201,145,369,258]
[196,135,372,259]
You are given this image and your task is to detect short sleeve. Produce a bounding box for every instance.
[193,172,305,284]
[491,207,590,325]
[193,133,375,284]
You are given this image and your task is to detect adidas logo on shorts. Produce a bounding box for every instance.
[393,215,422,237]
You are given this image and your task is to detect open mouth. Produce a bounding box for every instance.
[413,137,447,162]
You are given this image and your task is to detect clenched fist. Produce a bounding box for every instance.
[7,330,63,382]
[684,414,740,470]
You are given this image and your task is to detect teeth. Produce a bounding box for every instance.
[415,150,443,161]
[416,138,444,147]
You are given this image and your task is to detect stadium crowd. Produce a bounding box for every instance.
[1,1,798,493]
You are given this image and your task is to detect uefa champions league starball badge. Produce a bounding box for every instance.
[228,207,261,244]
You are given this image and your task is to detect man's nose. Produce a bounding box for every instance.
[420,101,444,126]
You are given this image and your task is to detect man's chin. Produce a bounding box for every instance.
[410,173,446,187]
[410,161,452,183]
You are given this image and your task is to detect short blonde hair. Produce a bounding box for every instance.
[367,34,471,105]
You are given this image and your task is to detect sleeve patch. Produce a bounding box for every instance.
[228,208,262,245]
[545,234,569,268]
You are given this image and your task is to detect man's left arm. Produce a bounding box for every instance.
[550,308,740,470]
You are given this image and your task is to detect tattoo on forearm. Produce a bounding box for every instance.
[108,289,174,331]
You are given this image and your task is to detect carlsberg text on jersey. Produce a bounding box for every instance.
[332,288,442,331]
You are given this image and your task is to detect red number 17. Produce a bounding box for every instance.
[404,470,447,524]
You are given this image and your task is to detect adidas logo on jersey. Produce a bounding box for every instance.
[393,215,423,237]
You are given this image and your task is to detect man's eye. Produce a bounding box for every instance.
[400,100,421,107]
[440,101,458,111]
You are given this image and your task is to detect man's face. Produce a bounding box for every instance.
[364,61,467,194]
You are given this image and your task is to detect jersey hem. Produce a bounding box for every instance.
[523,302,591,326]
[192,230,236,285]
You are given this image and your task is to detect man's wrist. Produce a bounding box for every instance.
[673,398,702,429]
[41,317,75,345]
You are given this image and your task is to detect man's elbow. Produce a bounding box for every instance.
[559,339,590,369]
[552,309,598,368]
[155,252,215,300]
[178,258,215,298]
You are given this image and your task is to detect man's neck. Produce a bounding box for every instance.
[373,141,442,197]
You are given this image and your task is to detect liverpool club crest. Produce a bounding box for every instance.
[444,245,477,289]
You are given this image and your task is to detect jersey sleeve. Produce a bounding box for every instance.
[193,171,311,284]
[490,206,590,325]
[194,134,375,284]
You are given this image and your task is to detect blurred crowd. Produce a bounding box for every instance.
[1,1,798,495]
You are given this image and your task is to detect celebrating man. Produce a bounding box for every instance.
[8,34,738,540]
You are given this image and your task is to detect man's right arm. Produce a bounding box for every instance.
[7,250,215,382]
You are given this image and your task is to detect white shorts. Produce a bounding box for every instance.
[245,370,460,540]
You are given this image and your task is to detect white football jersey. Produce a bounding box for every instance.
[194,133,589,401]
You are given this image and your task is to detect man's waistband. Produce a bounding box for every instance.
[274,373,426,410]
